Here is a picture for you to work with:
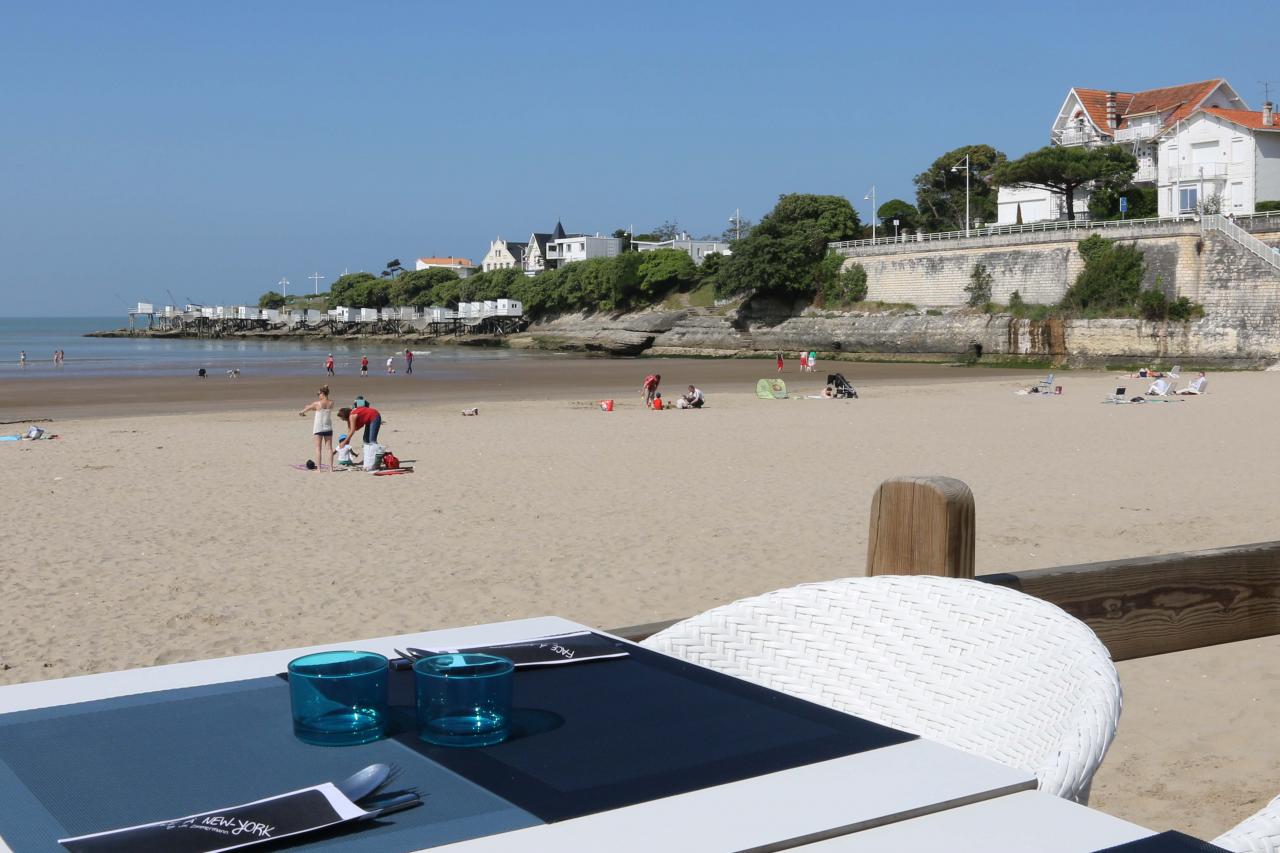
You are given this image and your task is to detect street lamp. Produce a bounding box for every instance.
[951,155,971,237]
[864,186,876,240]
[277,277,289,299]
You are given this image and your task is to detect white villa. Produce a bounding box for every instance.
[546,233,624,266]
[633,234,730,265]
[523,222,565,274]
[480,238,526,272]
[997,79,1279,225]
[415,256,476,278]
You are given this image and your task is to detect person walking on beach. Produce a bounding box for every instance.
[385,355,396,374]
[360,355,368,376]
[325,353,335,376]
[404,349,413,374]
[337,403,382,449]
[776,352,784,372]
[19,350,26,367]
[299,385,335,472]
[642,373,661,408]
[808,350,817,373]
[798,352,808,372]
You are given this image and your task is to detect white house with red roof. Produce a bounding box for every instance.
[1156,101,1280,216]
[415,256,476,278]
[997,79,1279,224]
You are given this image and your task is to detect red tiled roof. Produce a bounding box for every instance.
[1202,107,1280,131]
[1071,79,1226,134]
[1123,79,1223,127]
[1073,88,1134,135]
[417,257,475,266]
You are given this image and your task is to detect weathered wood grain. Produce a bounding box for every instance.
[866,475,975,579]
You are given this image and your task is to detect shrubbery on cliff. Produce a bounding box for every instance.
[1061,234,1202,321]
[319,249,707,318]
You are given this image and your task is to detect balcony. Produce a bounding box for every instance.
[1165,163,1230,182]
[1115,125,1160,142]
[1057,128,1097,146]
[1134,163,1158,183]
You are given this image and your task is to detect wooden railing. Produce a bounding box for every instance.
[612,476,1280,661]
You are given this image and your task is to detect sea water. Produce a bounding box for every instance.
[0,317,552,379]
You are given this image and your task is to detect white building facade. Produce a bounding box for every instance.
[480,238,526,272]
[1156,104,1280,216]
[415,256,476,278]
[997,79,1253,225]
[633,235,730,264]
[546,234,624,266]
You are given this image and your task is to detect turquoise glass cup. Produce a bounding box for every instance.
[288,650,389,746]
[414,653,514,747]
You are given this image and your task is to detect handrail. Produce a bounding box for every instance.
[1203,214,1280,272]
[830,215,1195,251]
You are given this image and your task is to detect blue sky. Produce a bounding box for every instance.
[3,0,1277,315]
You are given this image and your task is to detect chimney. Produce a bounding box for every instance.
[1106,91,1118,129]
[1265,101,1274,127]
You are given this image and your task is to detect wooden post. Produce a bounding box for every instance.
[866,475,975,578]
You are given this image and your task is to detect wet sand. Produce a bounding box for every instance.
[0,357,1029,420]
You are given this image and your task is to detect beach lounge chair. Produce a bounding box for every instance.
[1212,793,1280,852]
[1167,364,1181,379]
[641,575,1121,804]
[1034,372,1055,393]
[1177,376,1208,395]
[1146,377,1173,395]
[1103,386,1128,404]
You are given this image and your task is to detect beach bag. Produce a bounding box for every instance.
[381,451,399,470]
[363,442,382,471]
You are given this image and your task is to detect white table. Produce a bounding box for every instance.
[0,616,1038,853]
[792,790,1155,852]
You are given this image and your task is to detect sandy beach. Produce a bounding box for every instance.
[2,360,1277,839]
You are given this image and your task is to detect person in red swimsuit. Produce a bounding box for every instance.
[336,405,381,448]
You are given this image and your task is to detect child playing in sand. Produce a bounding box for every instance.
[334,435,359,466]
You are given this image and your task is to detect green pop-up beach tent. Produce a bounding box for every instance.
[756,378,788,399]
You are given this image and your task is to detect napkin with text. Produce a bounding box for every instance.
[421,630,629,668]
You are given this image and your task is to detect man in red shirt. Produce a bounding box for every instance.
[404,349,413,374]
[360,355,368,376]
[325,354,335,376]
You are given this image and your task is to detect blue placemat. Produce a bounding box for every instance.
[1095,831,1232,852]
[388,643,917,822]
[0,677,540,852]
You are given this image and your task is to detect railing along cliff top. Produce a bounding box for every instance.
[830,210,1280,253]
[613,476,1280,663]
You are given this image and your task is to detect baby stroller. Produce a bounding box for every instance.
[827,373,858,399]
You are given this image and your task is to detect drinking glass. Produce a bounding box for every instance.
[414,653,514,747]
[288,650,389,746]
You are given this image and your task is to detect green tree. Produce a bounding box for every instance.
[327,272,378,309]
[1088,185,1158,221]
[390,268,458,306]
[876,199,918,233]
[993,145,1136,221]
[821,261,867,306]
[1257,200,1280,212]
[914,144,1007,232]
[257,291,286,310]
[636,248,697,298]
[965,263,993,307]
[611,228,634,252]
[1061,235,1146,311]
[717,194,862,297]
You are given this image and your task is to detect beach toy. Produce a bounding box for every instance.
[600,400,614,412]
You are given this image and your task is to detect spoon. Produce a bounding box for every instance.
[334,763,393,803]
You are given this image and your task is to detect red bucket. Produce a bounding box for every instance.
[600,399,614,412]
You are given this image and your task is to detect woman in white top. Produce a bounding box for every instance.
[299,385,335,472]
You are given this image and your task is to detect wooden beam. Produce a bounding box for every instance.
[866,476,975,578]
[980,541,1280,661]
[612,542,1280,659]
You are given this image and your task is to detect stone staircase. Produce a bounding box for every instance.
[1203,214,1280,274]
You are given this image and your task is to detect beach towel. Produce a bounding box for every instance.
[755,378,788,399]
[373,467,414,476]
[1,435,21,442]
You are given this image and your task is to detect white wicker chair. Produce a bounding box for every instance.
[1213,795,1280,852]
[641,575,1121,803]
